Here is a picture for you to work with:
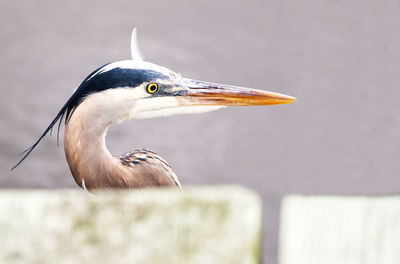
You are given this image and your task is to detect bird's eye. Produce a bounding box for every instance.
[146,83,159,94]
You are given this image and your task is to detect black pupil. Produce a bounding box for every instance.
[150,84,156,91]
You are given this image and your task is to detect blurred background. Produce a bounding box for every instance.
[1,0,400,263]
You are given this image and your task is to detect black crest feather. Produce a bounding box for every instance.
[11,63,110,170]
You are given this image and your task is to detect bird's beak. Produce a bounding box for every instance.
[176,78,296,106]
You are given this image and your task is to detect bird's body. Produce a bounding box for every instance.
[13,29,295,190]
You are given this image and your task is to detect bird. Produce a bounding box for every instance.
[12,29,296,191]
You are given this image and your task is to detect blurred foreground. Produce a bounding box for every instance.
[0,186,261,264]
[1,186,400,264]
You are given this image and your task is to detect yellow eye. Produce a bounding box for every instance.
[146,83,159,94]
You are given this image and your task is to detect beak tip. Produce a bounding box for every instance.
[273,94,296,105]
[287,96,297,103]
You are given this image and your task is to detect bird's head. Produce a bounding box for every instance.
[65,59,295,124]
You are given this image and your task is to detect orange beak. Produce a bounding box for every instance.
[177,79,296,106]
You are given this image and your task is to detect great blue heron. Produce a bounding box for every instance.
[12,29,295,190]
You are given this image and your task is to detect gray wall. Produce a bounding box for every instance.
[1,1,400,263]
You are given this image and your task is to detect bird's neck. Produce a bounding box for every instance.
[64,93,130,189]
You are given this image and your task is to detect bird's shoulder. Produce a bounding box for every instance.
[117,148,182,189]
[118,148,170,167]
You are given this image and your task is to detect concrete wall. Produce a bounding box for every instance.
[0,187,261,264]
[279,195,400,264]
